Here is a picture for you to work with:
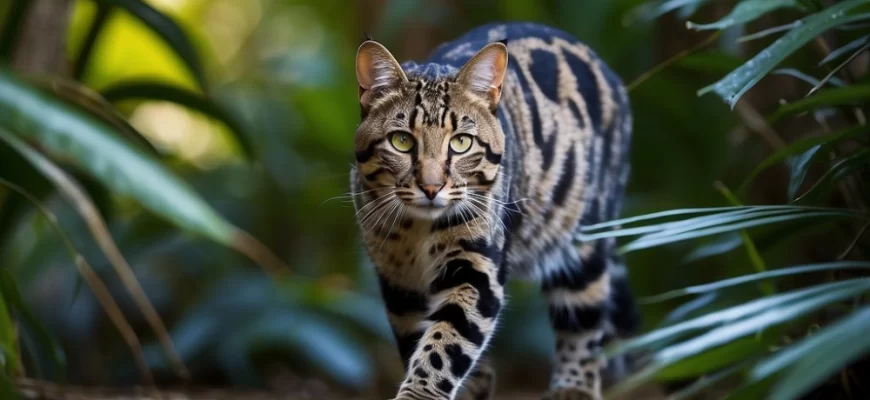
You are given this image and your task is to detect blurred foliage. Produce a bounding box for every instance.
[0,0,867,399]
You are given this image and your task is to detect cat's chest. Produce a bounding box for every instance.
[366,220,453,290]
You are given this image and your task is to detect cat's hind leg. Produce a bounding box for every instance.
[456,357,496,400]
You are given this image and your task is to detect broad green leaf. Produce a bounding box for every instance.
[97,0,207,89]
[687,0,800,31]
[768,84,870,123]
[101,81,254,159]
[819,34,870,65]
[0,68,285,275]
[763,307,870,400]
[793,148,870,203]
[609,279,866,357]
[739,125,867,192]
[615,279,870,392]
[698,0,869,108]
[787,145,822,200]
[643,261,870,303]
[0,270,65,380]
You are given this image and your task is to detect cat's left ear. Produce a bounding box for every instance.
[457,42,508,111]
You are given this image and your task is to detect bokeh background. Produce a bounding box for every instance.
[1,0,868,399]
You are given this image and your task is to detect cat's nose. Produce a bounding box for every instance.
[419,183,444,200]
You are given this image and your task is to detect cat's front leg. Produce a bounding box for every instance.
[388,248,504,400]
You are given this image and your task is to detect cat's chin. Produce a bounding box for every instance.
[403,203,452,220]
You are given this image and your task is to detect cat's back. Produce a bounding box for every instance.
[424,23,633,277]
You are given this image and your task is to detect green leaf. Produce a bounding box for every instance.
[73,4,112,80]
[614,279,870,392]
[739,125,867,192]
[819,34,870,65]
[0,270,65,380]
[787,145,822,200]
[768,84,870,123]
[0,68,285,275]
[687,0,800,31]
[609,279,868,357]
[698,0,869,108]
[762,306,870,400]
[656,336,763,380]
[620,209,861,253]
[97,0,207,90]
[682,232,744,263]
[642,261,870,303]
[101,81,255,160]
[793,148,870,203]
[773,68,847,87]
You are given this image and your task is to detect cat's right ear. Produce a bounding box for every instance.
[356,41,407,110]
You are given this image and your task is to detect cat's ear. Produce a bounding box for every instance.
[456,42,508,111]
[356,40,407,110]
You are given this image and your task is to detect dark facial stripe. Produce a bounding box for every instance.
[450,112,458,131]
[379,274,428,315]
[431,259,500,319]
[364,167,385,182]
[474,138,502,164]
[410,108,419,131]
[428,303,484,346]
[551,144,576,206]
[355,138,384,163]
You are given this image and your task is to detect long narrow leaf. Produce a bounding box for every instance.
[687,0,800,31]
[739,125,868,192]
[787,144,823,200]
[643,261,870,303]
[97,0,207,89]
[101,81,254,159]
[819,34,870,65]
[617,279,870,392]
[625,0,715,23]
[793,148,870,203]
[763,307,870,400]
[0,68,285,275]
[669,360,755,400]
[620,210,863,252]
[609,280,861,356]
[768,84,870,124]
[698,0,869,108]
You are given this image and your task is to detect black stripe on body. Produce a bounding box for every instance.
[562,49,602,131]
[549,304,604,332]
[444,343,473,377]
[431,259,501,319]
[397,330,424,368]
[551,144,576,206]
[379,274,428,315]
[428,303,485,346]
[513,59,556,171]
[431,209,479,231]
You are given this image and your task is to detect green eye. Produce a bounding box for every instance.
[449,134,473,154]
[389,132,415,152]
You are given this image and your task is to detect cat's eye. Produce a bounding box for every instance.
[449,134,473,154]
[389,132,415,153]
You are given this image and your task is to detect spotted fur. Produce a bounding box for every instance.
[351,23,639,400]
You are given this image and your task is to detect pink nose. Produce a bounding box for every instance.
[419,184,444,200]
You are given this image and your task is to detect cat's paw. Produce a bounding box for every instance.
[542,388,601,400]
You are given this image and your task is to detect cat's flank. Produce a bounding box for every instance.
[351,23,638,400]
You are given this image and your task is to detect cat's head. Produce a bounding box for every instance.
[353,40,508,220]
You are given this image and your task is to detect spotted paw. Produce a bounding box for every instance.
[542,388,601,400]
